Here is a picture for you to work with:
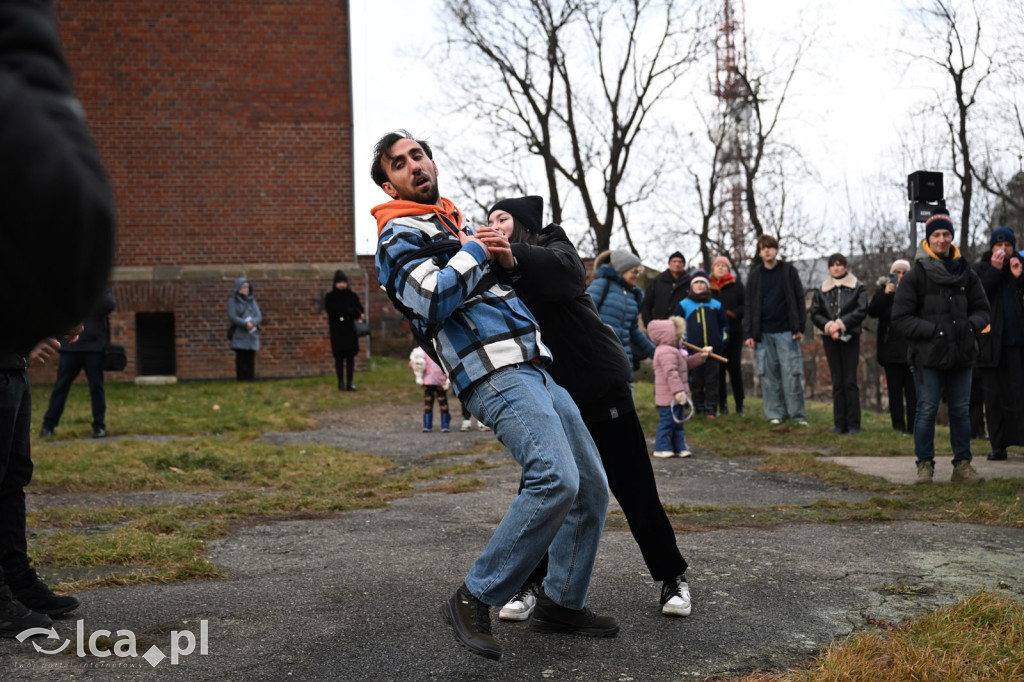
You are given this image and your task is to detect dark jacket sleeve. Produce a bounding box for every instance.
[733,281,745,322]
[0,0,115,351]
[640,279,656,326]
[966,270,991,335]
[809,288,828,331]
[841,283,868,332]
[788,264,806,333]
[510,241,586,302]
[867,289,890,318]
[891,268,935,341]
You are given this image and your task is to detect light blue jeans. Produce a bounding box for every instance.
[913,366,973,464]
[462,363,609,610]
[755,332,807,421]
[655,405,687,452]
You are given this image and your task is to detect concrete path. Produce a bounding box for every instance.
[2,426,1023,680]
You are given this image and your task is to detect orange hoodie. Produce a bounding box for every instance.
[371,197,463,238]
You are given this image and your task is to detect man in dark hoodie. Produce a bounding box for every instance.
[640,251,690,326]
[892,210,989,484]
[0,0,115,636]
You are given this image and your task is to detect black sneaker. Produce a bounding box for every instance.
[0,586,53,638]
[39,427,53,438]
[12,580,80,617]
[92,428,107,439]
[988,449,1008,461]
[440,584,501,661]
[529,590,619,637]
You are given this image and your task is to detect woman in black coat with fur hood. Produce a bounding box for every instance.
[324,270,363,390]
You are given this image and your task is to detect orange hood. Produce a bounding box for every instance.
[371,197,463,238]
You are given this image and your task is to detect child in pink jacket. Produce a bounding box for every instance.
[409,347,451,432]
[648,317,710,458]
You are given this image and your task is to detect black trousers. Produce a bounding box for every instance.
[333,352,355,389]
[234,349,255,382]
[823,335,861,430]
[525,409,687,585]
[42,351,106,431]
[718,334,745,412]
[983,346,1024,451]
[882,363,916,433]
[0,369,35,588]
[690,361,719,414]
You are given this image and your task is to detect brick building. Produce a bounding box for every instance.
[33,0,362,382]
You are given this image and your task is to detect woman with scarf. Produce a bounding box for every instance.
[810,253,867,434]
[710,256,745,415]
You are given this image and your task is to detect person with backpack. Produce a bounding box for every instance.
[891,210,989,484]
[371,131,616,662]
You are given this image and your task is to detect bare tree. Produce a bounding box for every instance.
[442,0,706,254]
[907,0,995,256]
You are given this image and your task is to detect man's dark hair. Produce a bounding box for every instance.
[827,252,848,267]
[370,130,433,187]
[756,234,779,251]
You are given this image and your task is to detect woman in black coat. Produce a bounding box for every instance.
[478,196,693,621]
[710,256,745,415]
[810,253,868,434]
[867,259,915,433]
[324,270,363,391]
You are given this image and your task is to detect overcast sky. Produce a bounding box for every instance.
[349,0,939,261]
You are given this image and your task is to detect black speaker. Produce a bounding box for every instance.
[908,171,943,202]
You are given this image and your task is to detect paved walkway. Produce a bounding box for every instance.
[1,425,1022,680]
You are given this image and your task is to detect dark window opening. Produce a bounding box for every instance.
[136,312,175,376]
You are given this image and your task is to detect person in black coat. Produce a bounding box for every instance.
[640,251,690,326]
[973,226,1024,461]
[891,211,990,484]
[481,196,693,620]
[810,254,868,434]
[40,290,116,438]
[867,259,915,433]
[324,270,364,391]
[710,256,745,415]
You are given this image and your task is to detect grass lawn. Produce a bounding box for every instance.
[25,356,1024,679]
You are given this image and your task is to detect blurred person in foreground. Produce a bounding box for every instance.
[0,0,116,634]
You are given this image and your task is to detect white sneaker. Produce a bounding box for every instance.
[499,585,537,621]
[676,450,691,458]
[652,451,675,459]
[460,419,472,432]
[661,576,691,617]
[768,418,783,426]
[477,423,491,432]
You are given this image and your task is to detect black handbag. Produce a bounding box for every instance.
[103,344,127,372]
[354,320,371,337]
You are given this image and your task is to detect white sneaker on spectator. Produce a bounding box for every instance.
[498,585,537,621]
[460,419,472,432]
[676,450,691,458]
[660,576,691,617]
[652,451,674,459]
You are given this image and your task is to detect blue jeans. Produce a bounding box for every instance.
[655,405,687,452]
[463,364,609,610]
[755,332,807,421]
[913,366,973,464]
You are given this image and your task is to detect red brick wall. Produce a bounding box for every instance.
[37,1,358,381]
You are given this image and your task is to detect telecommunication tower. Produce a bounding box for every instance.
[714,0,753,264]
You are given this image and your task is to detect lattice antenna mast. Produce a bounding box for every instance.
[714,0,752,265]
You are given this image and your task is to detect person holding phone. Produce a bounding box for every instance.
[868,260,915,433]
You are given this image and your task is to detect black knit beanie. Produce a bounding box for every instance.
[489,196,544,235]
[333,269,347,284]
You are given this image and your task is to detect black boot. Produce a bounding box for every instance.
[529,589,619,637]
[0,586,53,638]
[440,583,501,661]
[11,572,79,617]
